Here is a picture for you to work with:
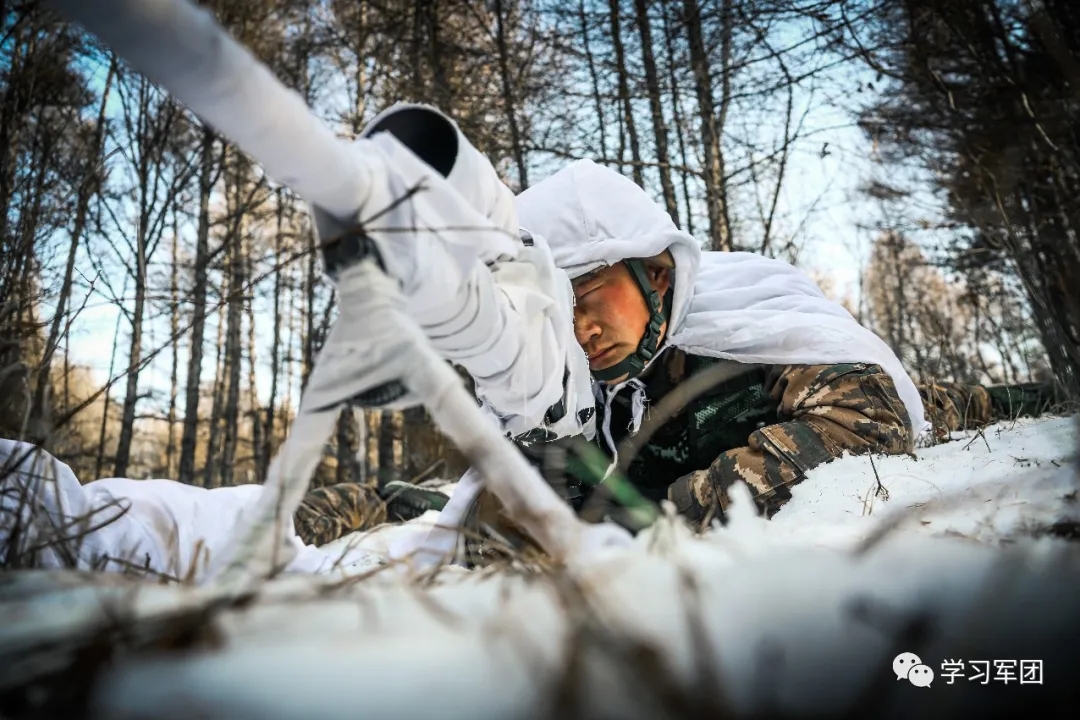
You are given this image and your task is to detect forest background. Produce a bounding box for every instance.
[1,0,1077,490]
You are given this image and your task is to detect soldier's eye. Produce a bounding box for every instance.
[577,280,602,298]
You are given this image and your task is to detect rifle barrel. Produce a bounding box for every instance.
[48,0,369,220]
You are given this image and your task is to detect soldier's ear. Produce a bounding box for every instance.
[647,249,676,269]
[645,262,672,296]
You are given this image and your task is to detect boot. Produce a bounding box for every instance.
[379,480,450,522]
[984,381,1061,421]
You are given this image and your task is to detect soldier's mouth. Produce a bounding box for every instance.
[589,347,616,366]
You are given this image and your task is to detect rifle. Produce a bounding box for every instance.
[45,0,631,591]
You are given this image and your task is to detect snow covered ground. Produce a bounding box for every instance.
[2,415,1078,718]
[320,414,1080,573]
[761,414,1078,548]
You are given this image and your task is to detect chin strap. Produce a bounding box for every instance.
[591,259,672,383]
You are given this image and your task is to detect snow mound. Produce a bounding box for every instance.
[760,414,1078,548]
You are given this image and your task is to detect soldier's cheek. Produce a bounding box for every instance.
[595,284,646,339]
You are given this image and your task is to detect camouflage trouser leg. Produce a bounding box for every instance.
[293,482,548,563]
[292,483,388,547]
[918,382,994,437]
[918,380,1058,438]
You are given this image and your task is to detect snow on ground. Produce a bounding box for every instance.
[320,415,1079,574]
[764,414,1078,547]
[3,416,1078,718]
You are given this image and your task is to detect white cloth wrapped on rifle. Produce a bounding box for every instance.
[308,103,595,442]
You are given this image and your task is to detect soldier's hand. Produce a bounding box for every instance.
[667,469,719,523]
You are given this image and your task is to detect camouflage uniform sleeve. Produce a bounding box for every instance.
[292,483,387,547]
[670,363,913,522]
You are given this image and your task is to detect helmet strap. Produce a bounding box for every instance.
[591,259,672,383]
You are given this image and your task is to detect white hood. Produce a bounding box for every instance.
[516,159,702,337]
[515,159,929,437]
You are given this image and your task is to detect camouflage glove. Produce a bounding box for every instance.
[667,469,730,525]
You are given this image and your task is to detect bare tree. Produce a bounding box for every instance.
[681,0,733,250]
[494,0,529,189]
[110,70,194,478]
[607,0,644,186]
[29,58,116,443]
[178,128,219,485]
[633,0,678,221]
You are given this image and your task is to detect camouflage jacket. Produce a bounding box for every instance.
[519,347,914,524]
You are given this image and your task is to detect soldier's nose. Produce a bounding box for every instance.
[574,311,601,346]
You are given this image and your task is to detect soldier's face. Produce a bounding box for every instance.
[572,261,671,383]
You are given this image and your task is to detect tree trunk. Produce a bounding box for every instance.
[178,128,216,485]
[219,161,247,487]
[493,0,528,189]
[366,409,380,483]
[204,285,228,487]
[378,409,402,487]
[348,1,369,134]
[245,250,262,485]
[115,79,185,477]
[301,226,317,392]
[354,407,367,485]
[165,214,180,478]
[715,0,735,242]
[401,406,428,480]
[261,189,286,482]
[607,0,643,186]
[335,407,357,485]
[661,1,694,235]
[411,0,424,99]
[281,261,299,426]
[579,0,608,162]
[424,0,451,111]
[682,0,732,251]
[633,0,679,222]
[94,302,126,480]
[112,139,150,478]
